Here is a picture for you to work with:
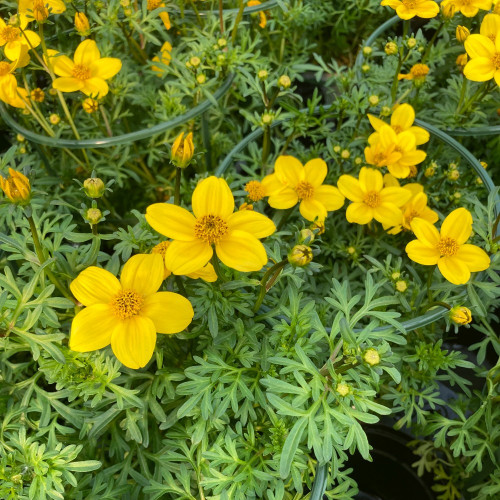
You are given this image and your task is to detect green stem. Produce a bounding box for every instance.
[261,125,271,174]
[201,113,212,172]
[187,0,203,25]
[174,168,182,206]
[218,0,224,32]
[421,21,445,63]
[253,259,287,313]
[230,0,245,45]
[211,253,227,282]
[455,78,468,116]
[175,276,187,297]
[99,105,113,137]
[26,213,76,304]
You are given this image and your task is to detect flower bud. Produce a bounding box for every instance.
[258,69,268,80]
[30,88,45,102]
[381,106,391,116]
[448,168,460,181]
[425,165,436,177]
[395,280,407,292]
[480,161,487,169]
[298,228,315,244]
[85,207,103,225]
[441,2,456,18]
[0,168,31,204]
[336,382,350,397]
[16,133,25,142]
[83,177,106,198]
[261,112,273,126]
[368,95,379,106]
[196,73,206,84]
[333,145,341,153]
[363,348,380,366]
[217,38,227,47]
[341,149,350,159]
[189,56,201,68]
[288,245,313,267]
[362,46,372,56]
[385,41,398,55]
[75,12,91,36]
[361,63,370,73]
[347,246,356,255]
[239,202,254,211]
[171,132,194,168]
[311,220,325,235]
[456,53,467,67]
[82,98,99,113]
[449,306,472,325]
[407,37,417,49]
[456,25,469,43]
[49,113,60,125]
[32,0,49,22]
[278,75,291,88]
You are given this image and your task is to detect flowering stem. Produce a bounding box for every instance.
[421,21,445,63]
[231,0,245,45]
[211,254,228,282]
[187,0,203,25]
[26,213,76,304]
[175,276,187,297]
[174,168,182,206]
[99,105,113,137]
[425,265,435,306]
[218,0,224,33]
[253,259,287,313]
[261,125,271,173]
[391,20,408,104]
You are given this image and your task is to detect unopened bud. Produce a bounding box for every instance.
[298,228,315,244]
[83,177,106,198]
[278,75,291,89]
[288,245,313,267]
[456,25,469,43]
[385,42,398,55]
[75,12,91,36]
[363,348,380,366]
[85,208,103,225]
[449,306,472,325]
[171,132,194,168]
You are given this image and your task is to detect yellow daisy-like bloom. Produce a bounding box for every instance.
[248,0,267,28]
[0,167,31,204]
[337,167,412,226]
[464,25,500,86]
[147,0,171,29]
[367,103,429,146]
[0,51,29,108]
[18,0,66,23]
[151,41,172,76]
[398,63,430,81]
[0,16,40,61]
[146,176,276,274]
[380,0,439,19]
[51,39,122,98]
[263,156,345,222]
[70,254,194,369]
[440,0,492,18]
[151,241,217,281]
[406,208,490,285]
[366,125,427,178]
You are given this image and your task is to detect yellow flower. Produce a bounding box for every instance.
[171,131,194,168]
[30,87,45,102]
[147,0,171,29]
[363,348,381,366]
[0,167,31,204]
[74,12,90,36]
[82,97,99,113]
[247,0,267,28]
[449,306,472,325]
[366,125,427,178]
[151,241,217,281]
[0,16,40,61]
[406,208,490,285]
[456,25,470,43]
[18,0,66,23]
[49,113,60,124]
[70,254,194,369]
[440,0,492,18]
[264,156,345,222]
[0,56,29,108]
[151,41,172,76]
[51,39,122,98]
[464,29,500,86]
[146,177,276,274]
[337,167,411,226]
[288,245,313,267]
[368,103,430,146]
[380,0,439,19]
[398,63,429,81]
[480,13,500,42]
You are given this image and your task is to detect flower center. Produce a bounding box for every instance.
[363,190,381,208]
[437,237,459,257]
[392,125,403,134]
[492,53,500,69]
[152,241,170,256]
[411,64,429,78]
[0,61,11,76]
[72,64,91,80]
[402,0,416,8]
[295,180,314,200]
[110,289,144,319]
[1,26,20,43]
[147,0,163,9]
[245,180,265,202]
[194,214,229,244]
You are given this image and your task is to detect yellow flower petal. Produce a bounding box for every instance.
[391,103,414,130]
[480,14,500,39]
[216,230,267,272]
[120,254,164,297]
[455,244,490,272]
[367,114,387,131]
[410,217,440,246]
[440,208,472,244]
[90,58,122,79]
[111,316,156,369]
[387,164,410,179]
[380,187,412,207]
[373,203,403,226]
[261,173,285,195]
[82,77,109,98]
[274,155,304,186]
[146,203,196,241]
[465,35,495,59]
[69,304,115,352]
[303,158,327,187]
[191,176,234,218]
[338,175,364,202]
[408,126,430,145]
[52,77,84,93]
[299,198,328,222]
[70,267,121,306]
[405,240,440,265]
[227,210,276,238]
[165,239,213,275]
[313,185,345,211]
[395,5,416,19]
[268,187,298,209]
[49,53,74,77]
[346,202,373,224]
[438,257,471,285]
[464,57,496,82]
[74,39,101,67]
[187,263,217,282]
[359,167,383,193]
[141,291,193,334]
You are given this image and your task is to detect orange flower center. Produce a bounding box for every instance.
[1,26,20,43]
[492,53,500,69]
[31,88,44,101]
[110,289,144,319]
[0,61,11,76]
[437,237,459,257]
[295,180,314,200]
[152,241,170,256]
[392,125,403,134]
[147,0,163,9]
[402,0,417,8]
[245,180,265,202]
[363,190,381,208]
[371,151,387,166]
[194,214,229,244]
[410,64,429,78]
[72,64,91,80]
